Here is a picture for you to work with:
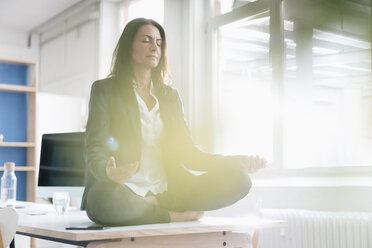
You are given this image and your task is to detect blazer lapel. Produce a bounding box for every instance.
[154,85,169,126]
[117,79,142,141]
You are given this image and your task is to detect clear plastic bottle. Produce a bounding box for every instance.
[1,162,17,207]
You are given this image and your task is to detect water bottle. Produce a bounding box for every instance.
[1,162,17,207]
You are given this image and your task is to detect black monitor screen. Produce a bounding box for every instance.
[38,132,85,186]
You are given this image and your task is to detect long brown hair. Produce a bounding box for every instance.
[108,18,170,88]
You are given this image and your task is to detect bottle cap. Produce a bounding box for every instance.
[4,162,15,170]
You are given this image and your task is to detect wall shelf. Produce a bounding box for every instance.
[0,57,38,202]
[0,83,36,93]
[0,57,37,66]
[0,142,36,147]
[0,166,36,172]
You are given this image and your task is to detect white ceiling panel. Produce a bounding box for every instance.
[0,0,83,32]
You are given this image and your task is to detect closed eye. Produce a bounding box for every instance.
[142,35,162,46]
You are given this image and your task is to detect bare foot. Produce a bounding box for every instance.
[144,195,159,206]
[169,211,204,222]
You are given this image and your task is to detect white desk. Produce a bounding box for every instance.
[16,202,285,248]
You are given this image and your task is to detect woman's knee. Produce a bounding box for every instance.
[85,181,160,226]
[240,173,252,196]
[213,167,252,208]
[229,167,252,197]
[86,181,116,206]
[85,181,127,225]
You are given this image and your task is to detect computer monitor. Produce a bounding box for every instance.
[37,132,85,201]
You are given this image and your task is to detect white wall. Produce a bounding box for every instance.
[40,21,97,99]
[38,1,124,127]
[37,2,100,130]
[0,27,39,61]
[0,27,28,47]
[36,0,123,153]
[98,1,122,79]
[39,5,99,98]
[36,92,86,167]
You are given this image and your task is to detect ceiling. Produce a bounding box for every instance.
[0,0,83,32]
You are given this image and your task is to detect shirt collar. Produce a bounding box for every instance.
[132,79,156,96]
[133,80,159,112]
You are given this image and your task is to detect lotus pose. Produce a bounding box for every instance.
[81,18,266,226]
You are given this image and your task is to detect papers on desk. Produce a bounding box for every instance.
[25,210,48,215]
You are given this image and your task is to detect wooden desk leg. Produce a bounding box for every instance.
[31,237,37,248]
[252,230,259,248]
[0,232,3,248]
[87,231,251,248]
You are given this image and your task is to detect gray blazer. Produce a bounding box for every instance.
[81,77,240,209]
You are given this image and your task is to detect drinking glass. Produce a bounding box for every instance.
[53,192,70,214]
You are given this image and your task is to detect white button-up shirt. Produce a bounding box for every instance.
[124,82,167,197]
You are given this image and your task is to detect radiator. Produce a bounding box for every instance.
[258,209,372,248]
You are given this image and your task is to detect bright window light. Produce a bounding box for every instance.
[215,18,274,163]
[214,0,260,16]
[213,11,372,169]
[128,0,164,25]
[283,26,372,168]
[312,46,339,55]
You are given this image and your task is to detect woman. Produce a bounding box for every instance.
[82,18,266,226]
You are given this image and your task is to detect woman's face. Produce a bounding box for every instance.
[131,24,162,70]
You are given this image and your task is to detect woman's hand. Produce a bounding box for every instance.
[237,155,267,174]
[105,156,139,184]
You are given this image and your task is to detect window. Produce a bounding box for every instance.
[215,16,273,164]
[122,0,164,25]
[214,0,259,15]
[211,0,371,169]
[283,26,372,168]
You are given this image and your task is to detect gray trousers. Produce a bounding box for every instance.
[85,164,251,226]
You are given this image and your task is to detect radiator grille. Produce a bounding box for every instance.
[259,209,372,248]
